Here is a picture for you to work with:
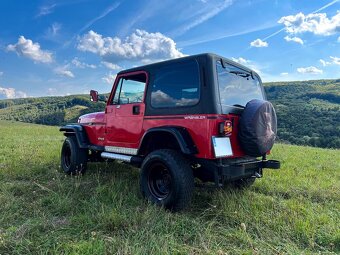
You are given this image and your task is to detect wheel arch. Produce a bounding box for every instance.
[60,124,89,149]
[138,126,198,156]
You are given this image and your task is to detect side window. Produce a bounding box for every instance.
[151,60,200,108]
[112,73,146,105]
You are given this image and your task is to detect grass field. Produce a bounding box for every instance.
[0,120,339,254]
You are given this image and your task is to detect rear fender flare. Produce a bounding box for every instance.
[138,126,198,155]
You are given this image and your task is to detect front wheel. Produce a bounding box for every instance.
[140,149,194,211]
[61,136,88,174]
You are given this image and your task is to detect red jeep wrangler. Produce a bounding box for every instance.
[60,53,280,211]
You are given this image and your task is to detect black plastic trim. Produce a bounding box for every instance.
[59,124,89,149]
[139,126,198,155]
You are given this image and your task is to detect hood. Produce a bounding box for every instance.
[78,111,105,124]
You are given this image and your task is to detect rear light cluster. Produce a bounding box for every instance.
[218,120,233,136]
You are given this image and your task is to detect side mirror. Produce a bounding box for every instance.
[90,90,98,102]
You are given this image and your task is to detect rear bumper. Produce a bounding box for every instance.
[218,159,280,181]
[195,157,280,186]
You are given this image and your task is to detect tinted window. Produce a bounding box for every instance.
[216,61,264,107]
[112,73,146,104]
[151,60,200,108]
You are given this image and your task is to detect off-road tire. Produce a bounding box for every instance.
[61,136,88,174]
[140,149,194,211]
[231,177,256,189]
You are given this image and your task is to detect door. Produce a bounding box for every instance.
[105,71,147,149]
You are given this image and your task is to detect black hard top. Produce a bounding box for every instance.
[118,53,257,76]
[116,53,262,116]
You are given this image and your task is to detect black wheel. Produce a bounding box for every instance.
[230,177,256,189]
[61,136,88,174]
[140,149,194,211]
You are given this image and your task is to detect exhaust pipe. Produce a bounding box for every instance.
[101,152,142,165]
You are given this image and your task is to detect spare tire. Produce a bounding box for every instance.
[238,99,277,157]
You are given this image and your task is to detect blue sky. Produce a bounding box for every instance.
[0,0,339,99]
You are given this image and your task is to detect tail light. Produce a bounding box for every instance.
[218,120,232,136]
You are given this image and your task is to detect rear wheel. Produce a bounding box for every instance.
[140,149,194,211]
[61,136,88,174]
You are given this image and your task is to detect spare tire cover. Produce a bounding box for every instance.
[238,99,277,157]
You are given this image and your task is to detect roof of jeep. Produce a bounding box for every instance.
[117,53,257,76]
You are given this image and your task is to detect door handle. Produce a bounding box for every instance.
[132,105,140,115]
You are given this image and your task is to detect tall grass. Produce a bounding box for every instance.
[0,121,339,254]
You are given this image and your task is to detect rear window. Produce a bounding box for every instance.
[216,61,264,107]
[151,60,200,108]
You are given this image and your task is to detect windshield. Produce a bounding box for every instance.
[216,61,264,107]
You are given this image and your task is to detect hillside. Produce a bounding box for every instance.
[0,79,339,148]
[0,120,339,254]
[265,79,340,149]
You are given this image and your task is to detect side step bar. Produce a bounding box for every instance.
[101,152,142,165]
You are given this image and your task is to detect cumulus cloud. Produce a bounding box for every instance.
[0,86,27,99]
[7,36,53,63]
[72,57,96,69]
[338,36,340,42]
[101,61,121,70]
[54,66,75,78]
[231,57,250,65]
[280,72,289,76]
[250,39,268,47]
[297,66,323,74]
[231,57,261,74]
[320,56,340,66]
[278,12,340,36]
[77,30,185,63]
[102,73,116,84]
[284,35,304,44]
[330,56,340,65]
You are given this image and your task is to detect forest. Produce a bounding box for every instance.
[0,79,339,149]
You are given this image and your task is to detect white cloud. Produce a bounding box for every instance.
[250,38,268,47]
[284,35,304,44]
[297,66,323,74]
[47,88,58,96]
[77,30,185,63]
[0,86,27,99]
[54,66,75,78]
[338,36,340,42]
[102,73,116,84]
[36,4,57,17]
[171,0,233,36]
[101,61,121,70]
[320,56,340,66]
[330,56,340,65]
[319,59,330,66]
[72,58,96,69]
[7,36,53,63]
[278,12,340,36]
[230,57,261,74]
[47,22,61,37]
[231,57,250,65]
[280,72,289,76]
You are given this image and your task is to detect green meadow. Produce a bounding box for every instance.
[0,120,339,254]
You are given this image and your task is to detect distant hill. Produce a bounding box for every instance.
[265,79,340,149]
[0,79,339,149]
